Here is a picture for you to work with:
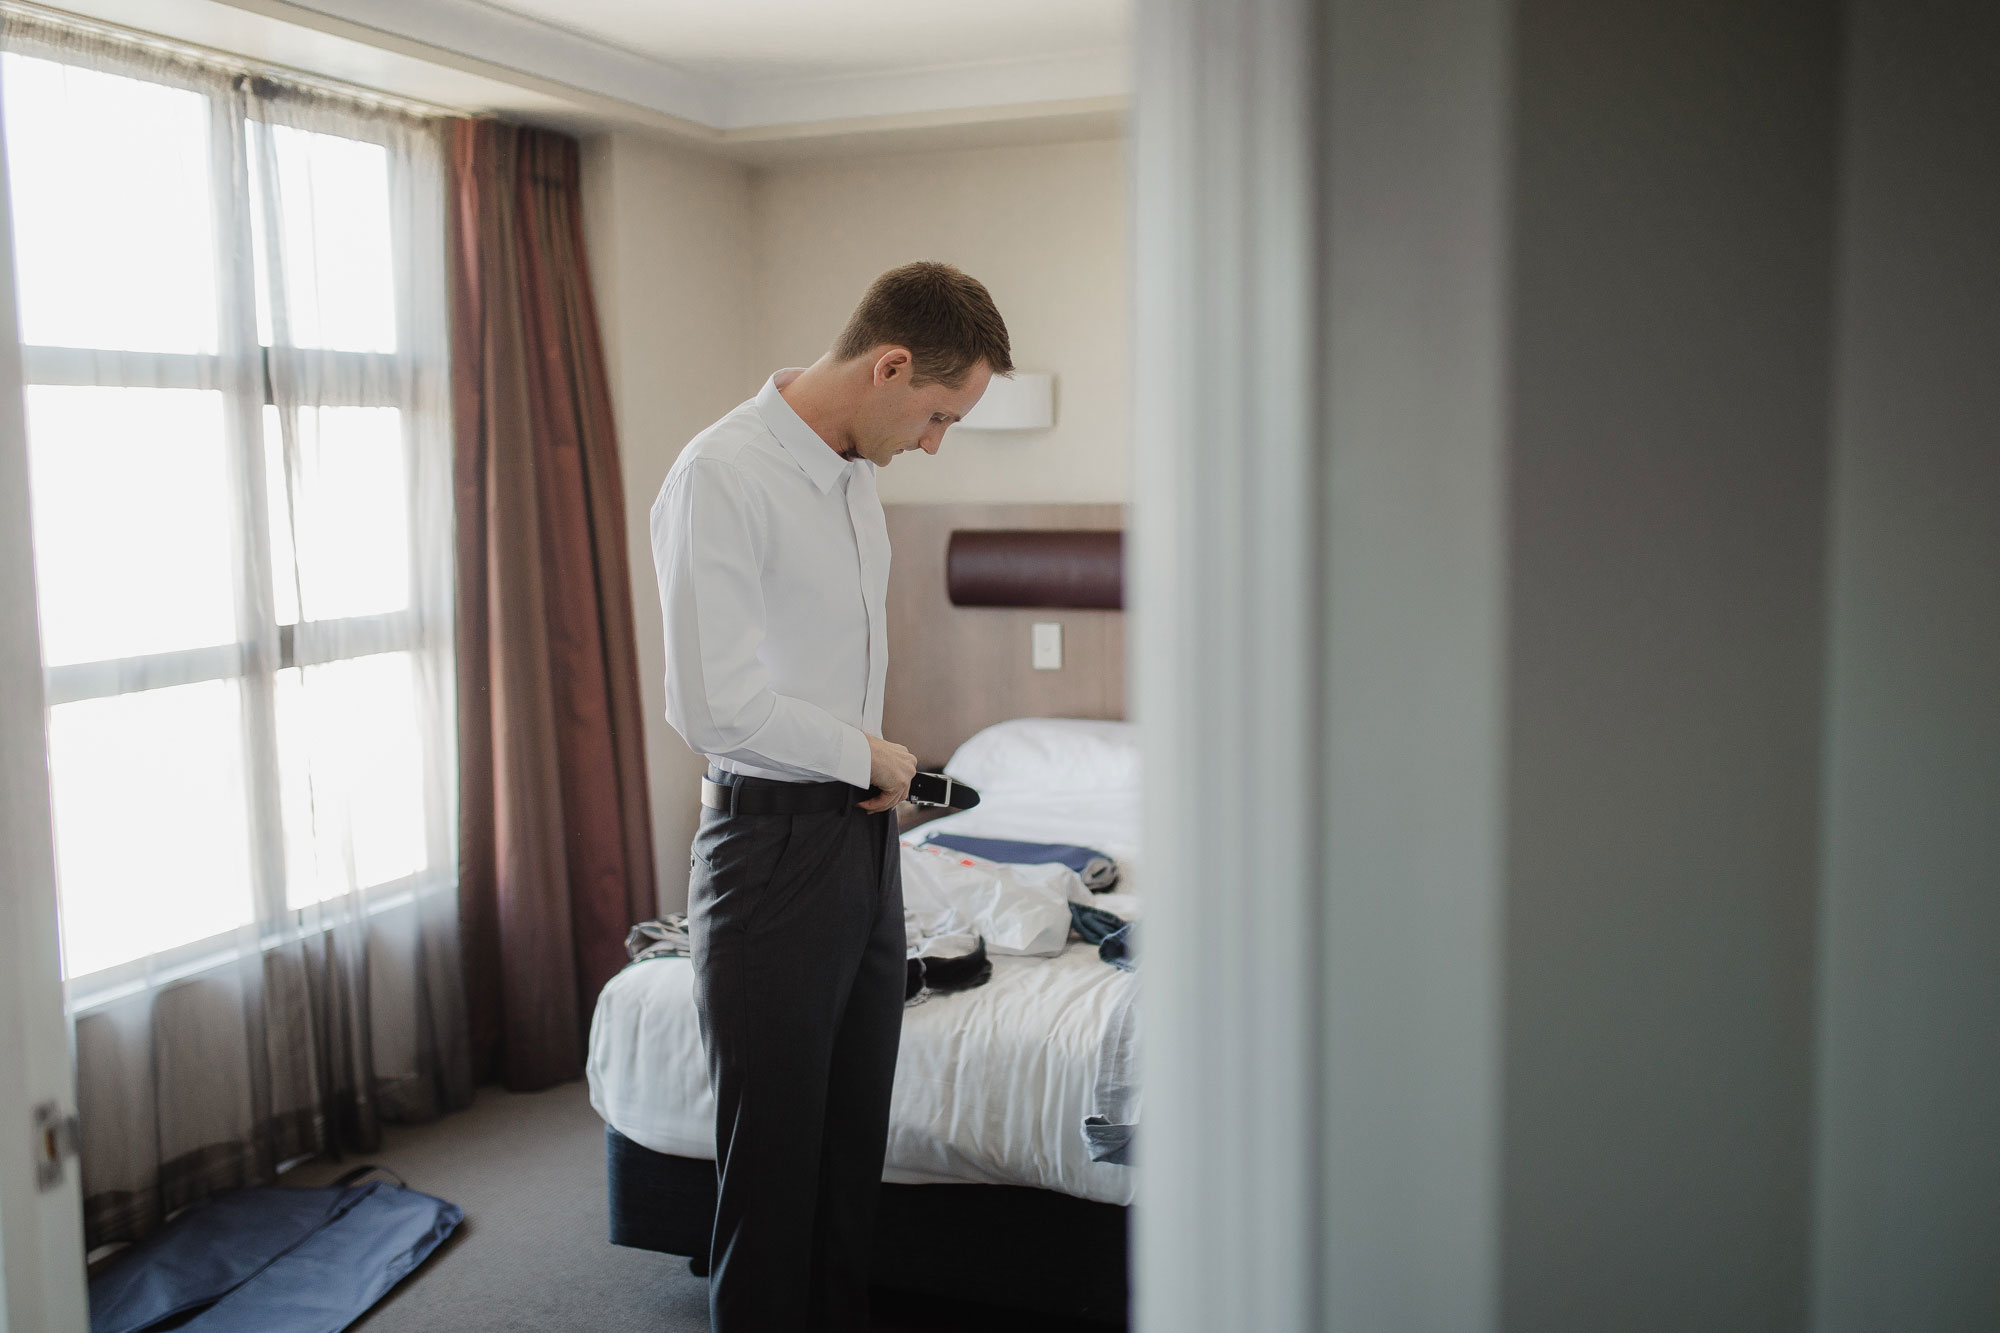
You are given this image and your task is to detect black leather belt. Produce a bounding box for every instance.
[701,769,865,816]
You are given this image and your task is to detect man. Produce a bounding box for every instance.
[651,262,1013,1330]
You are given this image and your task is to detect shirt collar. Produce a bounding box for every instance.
[756,369,851,495]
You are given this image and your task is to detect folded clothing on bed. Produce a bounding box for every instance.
[626,916,691,963]
[919,833,1121,893]
[1068,902,1137,972]
[628,912,992,1008]
[901,841,1076,956]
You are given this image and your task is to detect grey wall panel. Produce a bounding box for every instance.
[1812,1,2000,1325]
[1500,2,1840,1328]
[1318,0,1511,1327]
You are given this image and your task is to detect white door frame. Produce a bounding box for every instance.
[1132,0,1510,1328]
[1129,0,1326,1326]
[0,74,90,1332]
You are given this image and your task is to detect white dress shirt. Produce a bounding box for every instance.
[650,370,890,788]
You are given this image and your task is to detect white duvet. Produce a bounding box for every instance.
[587,940,1136,1206]
[586,781,1141,1207]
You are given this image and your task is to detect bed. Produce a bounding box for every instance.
[587,717,1141,1322]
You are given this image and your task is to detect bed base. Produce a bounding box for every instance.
[605,1126,1129,1323]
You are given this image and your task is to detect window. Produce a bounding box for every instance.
[3,48,455,987]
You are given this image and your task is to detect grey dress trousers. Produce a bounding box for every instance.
[687,771,906,1331]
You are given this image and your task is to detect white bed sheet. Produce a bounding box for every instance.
[586,788,1142,1208]
[587,943,1137,1206]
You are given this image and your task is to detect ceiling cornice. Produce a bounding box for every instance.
[275,0,724,122]
[718,47,1127,131]
[718,96,1126,165]
[258,0,1128,132]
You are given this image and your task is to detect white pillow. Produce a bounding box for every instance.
[942,717,1139,797]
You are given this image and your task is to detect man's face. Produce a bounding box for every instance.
[849,353,993,468]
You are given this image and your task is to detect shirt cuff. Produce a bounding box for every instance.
[834,724,873,789]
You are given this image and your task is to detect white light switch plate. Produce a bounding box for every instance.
[1032,621,1063,670]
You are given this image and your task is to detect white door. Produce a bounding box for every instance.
[0,69,89,1332]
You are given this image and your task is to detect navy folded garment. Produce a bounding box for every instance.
[1068,902,1138,971]
[1097,921,1136,971]
[89,1172,461,1333]
[922,833,1120,892]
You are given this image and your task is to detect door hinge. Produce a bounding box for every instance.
[33,1100,79,1192]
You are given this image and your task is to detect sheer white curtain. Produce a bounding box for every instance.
[0,8,470,1246]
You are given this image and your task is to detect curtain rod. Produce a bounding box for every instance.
[0,0,466,119]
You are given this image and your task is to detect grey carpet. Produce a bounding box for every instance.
[287,1081,710,1332]
[285,1080,1115,1332]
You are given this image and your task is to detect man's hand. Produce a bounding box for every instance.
[859,734,917,812]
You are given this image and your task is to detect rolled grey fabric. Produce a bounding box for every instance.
[920,834,1121,893]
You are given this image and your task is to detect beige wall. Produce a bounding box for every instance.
[581,130,756,911]
[751,138,1129,505]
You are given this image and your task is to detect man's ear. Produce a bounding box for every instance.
[871,347,913,386]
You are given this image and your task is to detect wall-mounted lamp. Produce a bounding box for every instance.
[957,372,1054,431]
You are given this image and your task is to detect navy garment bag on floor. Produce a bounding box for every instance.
[89,1167,462,1333]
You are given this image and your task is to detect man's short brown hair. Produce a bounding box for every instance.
[831,261,1014,387]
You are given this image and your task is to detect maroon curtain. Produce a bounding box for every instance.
[448,119,658,1090]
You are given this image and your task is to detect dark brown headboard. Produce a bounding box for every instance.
[884,504,1126,767]
[946,530,1125,610]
